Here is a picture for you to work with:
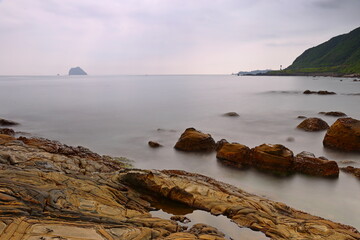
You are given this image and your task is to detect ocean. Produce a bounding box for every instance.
[1,74,359,233]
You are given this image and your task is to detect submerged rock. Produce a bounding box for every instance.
[323,117,360,152]
[251,144,294,175]
[0,118,19,126]
[174,128,216,152]
[297,117,329,131]
[319,111,347,117]
[341,166,360,180]
[223,112,239,117]
[294,151,339,177]
[148,141,162,148]
[303,90,336,95]
[216,142,251,168]
[0,128,15,136]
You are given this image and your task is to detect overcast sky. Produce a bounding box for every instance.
[0,0,359,75]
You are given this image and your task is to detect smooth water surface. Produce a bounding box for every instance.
[1,75,359,229]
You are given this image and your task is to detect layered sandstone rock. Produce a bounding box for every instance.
[323,117,360,152]
[0,134,359,239]
[174,128,216,152]
[121,169,360,240]
[294,151,339,177]
[297,117,329,131]
[216,142,251,168]
[251,144,294,174]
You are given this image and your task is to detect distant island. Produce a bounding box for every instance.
[267,26,360,77]
[234,69,272,76]
[69,67,87,75]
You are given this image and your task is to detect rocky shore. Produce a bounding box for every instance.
[0,131,359,239]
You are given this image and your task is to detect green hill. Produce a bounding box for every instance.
[271,27,360,76]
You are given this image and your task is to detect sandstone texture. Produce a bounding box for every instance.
[0,134,359,239]
[297,117,329,131]
[216,142,251,168]
[294,151,339,177]
[251,144,294,174]
[323,117,360,152]
[174,128,216,152]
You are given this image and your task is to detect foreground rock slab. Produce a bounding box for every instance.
[0,134,359,239]
[174,128,216,152]
[323,117,360,152]
[121,169,360,240]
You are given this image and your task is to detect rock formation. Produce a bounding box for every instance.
[251,144,294,175]
[319,111,347,117]
[148,141,162,148]
[0,128,15,136]
[323,117,360,152]
[0,134,359,239]
[293,151,339,177]
[223,112,239,117]
[297,117,329,131]
[174,128,216,152]
[69,67,87,75]
[303,90,336,95]
[216,142,251,168]
[0,118,19,126]
[341,166,360,180]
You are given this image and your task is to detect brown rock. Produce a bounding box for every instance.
[0,118,19,126]
[341,166,360,180]
[0,128,15,136]
[223,112,239,117]
[174,128,215,152]
[170,215,191,223]
[251,144,294,174]
[297,117,329,131]
[149,141,162,148]
[297,116,307,119]
[323,117,360,152]
[319,111,347,117]
[216,142,251,168]
[303,90,336,95]
[293,151,339,177]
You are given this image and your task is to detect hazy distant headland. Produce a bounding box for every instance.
[264,26,360,77]
[69,67,87,75]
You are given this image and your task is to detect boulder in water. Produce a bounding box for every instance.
[297,117,329,131]
[174,128,215,152]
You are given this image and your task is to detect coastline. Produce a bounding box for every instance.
[0,128,359,239]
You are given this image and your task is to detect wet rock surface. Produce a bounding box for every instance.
[216,142,251,168]
[323,117,360,152]
[0,134,359,239]
[149,141,162,148]
[223,112,239,117]
[297,117,329,131]
[319,111,347,117]
[303,90,336,95]
[0,118,19,126]
[174,128,216,152]
[294,151,339,177]
[341,166,360,180]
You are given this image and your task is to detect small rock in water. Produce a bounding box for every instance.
[296,117,329,131]
[223,112,239,117]
[286,137,295,142]
[297,116,307,119]
[319,111,347,117]
[170,215,191,223]
[0,118,19,126]
[0,128,15,136]
[148,141,162,148]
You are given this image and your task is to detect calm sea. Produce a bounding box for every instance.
[1,75,359,231]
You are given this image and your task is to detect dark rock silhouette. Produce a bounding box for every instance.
[69,67,87,75]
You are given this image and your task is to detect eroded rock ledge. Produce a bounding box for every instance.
[0,134,359,239]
